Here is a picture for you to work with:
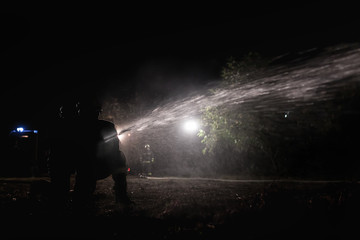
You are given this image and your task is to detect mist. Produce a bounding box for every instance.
[99,44,360,179]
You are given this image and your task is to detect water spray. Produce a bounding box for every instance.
[117,44,360,135]
[104,127,133,143]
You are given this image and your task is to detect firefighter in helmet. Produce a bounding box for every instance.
[139,144,154,177]
[48,98,79,209]
[73,95,130,206]
[49,94,131,212]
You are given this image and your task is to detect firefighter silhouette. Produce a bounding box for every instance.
[139,144,154,177]
[48,95,131,211]
[47,99,79,208]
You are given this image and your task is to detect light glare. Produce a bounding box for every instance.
[183,119,199,133]
[118,134,124,141]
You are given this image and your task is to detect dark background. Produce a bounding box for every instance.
[2,7,360,239]
[2,3,360,134]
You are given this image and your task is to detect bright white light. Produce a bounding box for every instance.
[183,119,199,134]
[118,134,124,141]
[16,127,24,132]
[118,132,131,141]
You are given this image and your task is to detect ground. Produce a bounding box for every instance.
[1,175,359,239]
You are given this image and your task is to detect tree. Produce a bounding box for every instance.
[198,47,360,179]
[197,52,274,176]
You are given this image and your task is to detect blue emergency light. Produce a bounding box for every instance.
[10,127,38,135]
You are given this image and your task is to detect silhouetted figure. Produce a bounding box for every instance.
[48,95,130,213]
[73,95,130,209]
[48,100,79,210]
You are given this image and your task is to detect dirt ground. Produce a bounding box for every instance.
[1,175,360,239]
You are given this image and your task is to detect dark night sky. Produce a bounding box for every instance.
[2,4,360,133]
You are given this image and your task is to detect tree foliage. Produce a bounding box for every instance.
[197,51,360,178]
[221,52,269,84]
[197,53,273,176]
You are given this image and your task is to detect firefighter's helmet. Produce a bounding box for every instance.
[77,94,102,119]
[59,101,78,119]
